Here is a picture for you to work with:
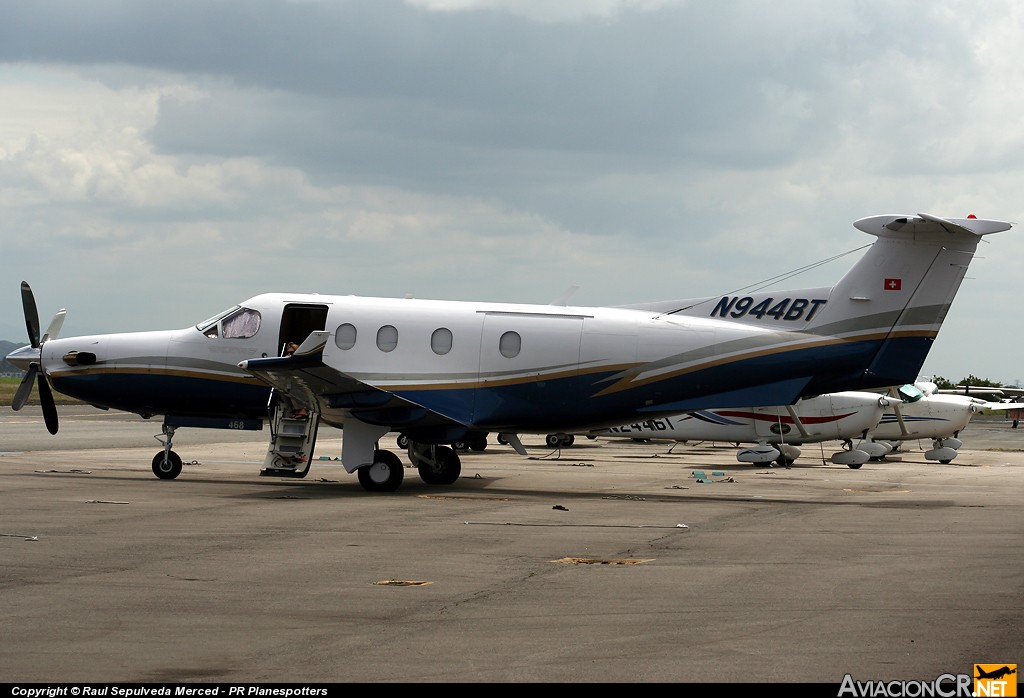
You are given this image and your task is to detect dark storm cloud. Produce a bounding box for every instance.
[1,1,888,168]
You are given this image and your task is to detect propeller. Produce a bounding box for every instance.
[11,281,64,434]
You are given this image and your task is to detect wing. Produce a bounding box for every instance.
[239,345,470,437]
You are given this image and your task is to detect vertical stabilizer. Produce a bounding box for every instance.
[805,213,1011,388]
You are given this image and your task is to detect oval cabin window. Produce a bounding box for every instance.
[431,327,453,355]
[498,331,521,358]
[335,323,357,350]
[376,325,399,352]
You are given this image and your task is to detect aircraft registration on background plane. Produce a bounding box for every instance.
[7,212,1012,492]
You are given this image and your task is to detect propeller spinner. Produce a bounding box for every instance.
[10,281,65,434]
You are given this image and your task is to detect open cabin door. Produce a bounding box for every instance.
[278,303,329,355]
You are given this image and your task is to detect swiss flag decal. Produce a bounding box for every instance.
[884,278,902,291]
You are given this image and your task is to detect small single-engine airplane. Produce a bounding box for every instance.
[863,381,1020,463]
[7,212,1012,491]
[568,390,896,468]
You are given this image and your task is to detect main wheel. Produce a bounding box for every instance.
[357,450,404,492]
[152,451,183,480]
[545,434,562,447]
[396,434,410,449]
[417,445,462,485]
[847,463,864,470]
[469,436,488,452]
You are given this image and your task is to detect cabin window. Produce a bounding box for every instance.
[498,331,521,358]
[431,328,453,355]
[221,308,261,339]
[335,323,357,350]
[376,325,399,352]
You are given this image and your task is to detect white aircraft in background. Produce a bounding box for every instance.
[862,381,1020,463]
[571,390,896,468]
[934,383,1024,399]
[7,213,1012,492]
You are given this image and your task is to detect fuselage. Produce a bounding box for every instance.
[8,289,930,431]
[870,394,978,441]
[307,293,912,432]
[587,392,887,444]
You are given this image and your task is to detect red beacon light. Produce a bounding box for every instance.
[967,214,977,218]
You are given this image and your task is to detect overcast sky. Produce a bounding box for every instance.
[3,0,1023,384]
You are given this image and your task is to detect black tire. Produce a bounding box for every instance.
[560,435,575,447]
[545,434,562,447]
[847,463,864,470]
[417,445,462,485]
[152,451,183,480]
[939,460,952,465]
[357,450,404,492]
[469,437,487,452]
[497,435,509,445]
[396,434,410,449]
[453,441,469,452]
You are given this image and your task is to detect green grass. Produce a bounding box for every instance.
[0,376,83,405]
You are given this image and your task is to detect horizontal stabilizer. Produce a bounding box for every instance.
[854,213,1012,238]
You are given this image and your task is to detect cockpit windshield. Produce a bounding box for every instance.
[196,306,261,339]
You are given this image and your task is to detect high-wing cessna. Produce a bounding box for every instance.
[864,381,1019,463]
[572,390,895,468]
[7,213,1012,491]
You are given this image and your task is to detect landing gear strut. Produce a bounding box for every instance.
[152,424,183,479]
[408,443,462,485]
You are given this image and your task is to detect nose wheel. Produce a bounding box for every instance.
[152,451,183,479]
[152,423,182,479]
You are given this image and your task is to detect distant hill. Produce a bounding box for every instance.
[0,340,24,375]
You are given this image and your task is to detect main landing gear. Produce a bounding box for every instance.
[408,443,462,485]
[357,450,405,492]
[352,443,463,492]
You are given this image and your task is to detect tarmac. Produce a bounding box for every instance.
[1,405,1022,684]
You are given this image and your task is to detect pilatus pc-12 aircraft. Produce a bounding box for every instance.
[7,212,1012,492]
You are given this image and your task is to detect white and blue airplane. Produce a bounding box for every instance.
[7,213,1012,491]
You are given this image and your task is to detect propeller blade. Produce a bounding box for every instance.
[12,364,38,411]
[21,281,40,348]
[42,309,66,343]
[37,375,59,435]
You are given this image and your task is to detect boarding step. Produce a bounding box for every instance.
[261,405,320,478]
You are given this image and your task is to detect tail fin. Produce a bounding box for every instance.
[633,213,1012,395]
[804,213,1011,389]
